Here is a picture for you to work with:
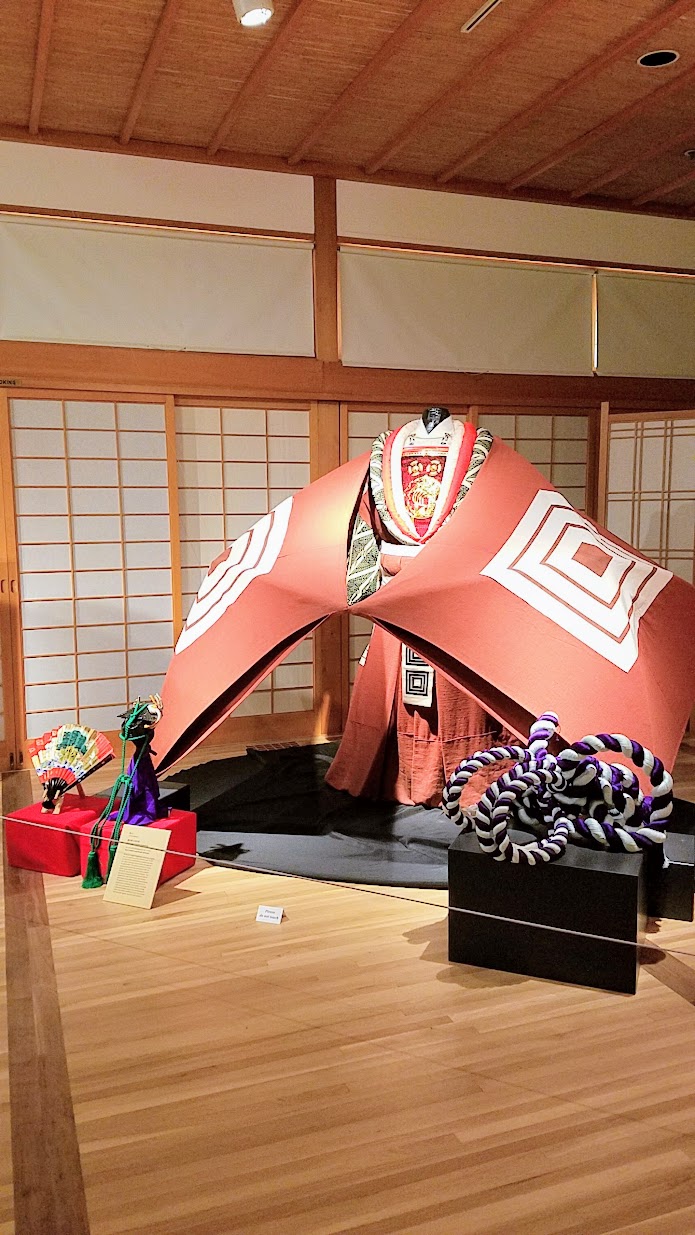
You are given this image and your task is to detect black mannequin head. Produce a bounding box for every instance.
[421,405,451,434]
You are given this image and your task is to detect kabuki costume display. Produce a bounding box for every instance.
[326,414,510,806]
[153,417,695,794]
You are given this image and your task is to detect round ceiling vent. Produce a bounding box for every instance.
[637,50,680,67]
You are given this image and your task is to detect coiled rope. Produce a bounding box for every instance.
[441,711,673,865]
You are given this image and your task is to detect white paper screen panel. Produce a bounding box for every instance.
[176,405,314,716]
[0,217,315,356]
[597,273,695,378]
[482,413,589,512]
[339,248,593,374]
[11,399,174,740]
[606,418,695,584]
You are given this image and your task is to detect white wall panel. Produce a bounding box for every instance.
[0,216,315,355]
[0,142,314,233]
[340,248,593,374]
[338,181,695,271]
[597,273,695,378]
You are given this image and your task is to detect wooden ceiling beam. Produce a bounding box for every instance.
[437,0,695,184]
[570,126,695,199]
[29,0,57,134]
[120,0,184,146]
[631,165,695,206]
[207,0,316,158]
[288,0,449,166]
[508,62,695,190]
[364,0,569,176]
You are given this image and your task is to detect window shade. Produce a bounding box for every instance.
[596,271,695,378]
[0,216,315,355]
[339,247,593,374]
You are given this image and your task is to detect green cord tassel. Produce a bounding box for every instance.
[82,846,104,889]
[81,699,155,891]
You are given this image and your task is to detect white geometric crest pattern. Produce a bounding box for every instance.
[481,491,671,671]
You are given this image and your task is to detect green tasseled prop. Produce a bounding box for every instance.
[81,703,151,890]
[82,845,104,889]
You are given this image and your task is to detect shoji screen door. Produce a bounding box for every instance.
[9,397,174,747]
[175,401,316,733]
[480,409,595,513]
[605,412,695,584]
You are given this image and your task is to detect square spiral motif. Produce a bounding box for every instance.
[481,491,672,671]
[402,645,434,707]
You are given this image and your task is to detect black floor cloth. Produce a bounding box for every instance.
[186,743,459,888]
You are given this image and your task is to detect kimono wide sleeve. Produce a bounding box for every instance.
[153,455,366,771]
[358,439,695,770]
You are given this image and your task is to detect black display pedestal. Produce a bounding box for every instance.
[647,831,695,921]
[448,830,646,994]
[158,779,191,812]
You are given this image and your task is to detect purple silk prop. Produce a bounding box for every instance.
[109,745,167,828]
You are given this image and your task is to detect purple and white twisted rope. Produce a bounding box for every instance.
[441,711,673,864]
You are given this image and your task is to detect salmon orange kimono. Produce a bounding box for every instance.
[153,427,695,782]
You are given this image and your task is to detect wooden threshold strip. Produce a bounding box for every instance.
[2,774,91,1235]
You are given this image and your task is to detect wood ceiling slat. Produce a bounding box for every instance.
[508,61,695,189]
[1,2,42,129]
[129,0,276,149]
[293,0,537,171]
[207,0,317,157]
[29,0,58,134]
[368,2,642,183]
[213,0,417,162]
[438,0,695,183]
[571,125,695,198]
[465,56,695,192]
[287,0,450,166]
[364,0,569,176]
[39,0,165,136]
[632,165,695,204]
[119,0,184,144]
[299,0,542,171]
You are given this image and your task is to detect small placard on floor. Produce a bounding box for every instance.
[256,905,284,924]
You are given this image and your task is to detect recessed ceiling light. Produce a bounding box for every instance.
[232,0,274,26]
[637,49,679,67]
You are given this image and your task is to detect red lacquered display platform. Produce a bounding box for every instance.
[5,798,102,876]
[77,808,197,886]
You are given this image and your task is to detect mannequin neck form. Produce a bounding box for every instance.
[421,406,451,434]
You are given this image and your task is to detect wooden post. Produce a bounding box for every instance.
[310,399,343,739]
[164,394,183,640]
[313,177,339,364]
[596,400,610,525]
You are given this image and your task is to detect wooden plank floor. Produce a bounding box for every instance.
[1,742,695,1235]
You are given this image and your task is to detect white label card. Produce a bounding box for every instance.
[256,904,284,925]
[103,825,171,909]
